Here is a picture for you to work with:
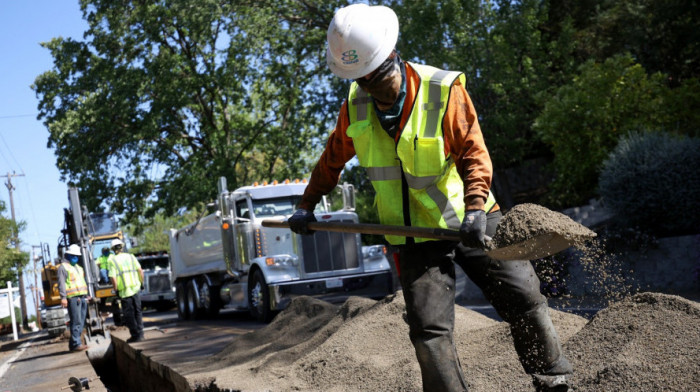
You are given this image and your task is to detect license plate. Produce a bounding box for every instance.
[325,278,343,289]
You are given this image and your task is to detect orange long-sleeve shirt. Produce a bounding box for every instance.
[299,62,496,213]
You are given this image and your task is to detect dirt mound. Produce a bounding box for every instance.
[191,293,588,392]
[567,292,700,391]
[493,203,596,248]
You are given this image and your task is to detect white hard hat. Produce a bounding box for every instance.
[65,244,82,257]
[110,239,124,248]
[326,4,399,79]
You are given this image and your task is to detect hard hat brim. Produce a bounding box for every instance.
[327,6,399,80]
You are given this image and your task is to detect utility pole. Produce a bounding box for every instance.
[32,245,44,329]
[2,172,28,330]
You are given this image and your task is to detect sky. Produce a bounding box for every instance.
[0,2,88,317]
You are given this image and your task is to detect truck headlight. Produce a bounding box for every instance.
[362,245,386,259]
[264,255,298,267]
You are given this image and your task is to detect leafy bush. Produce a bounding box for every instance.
[534,53,700,208]
[598,132,700,236]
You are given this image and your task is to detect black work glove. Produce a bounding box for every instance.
[288,208,317,235]
[460,210,487,249]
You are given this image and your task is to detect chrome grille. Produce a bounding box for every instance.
[148,275,171,293]
[301,223,359,274]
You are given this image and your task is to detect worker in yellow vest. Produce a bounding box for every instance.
[58,244,90,352]
[288,4,572,392]
[108,238,145,343]
[96,246,111,284]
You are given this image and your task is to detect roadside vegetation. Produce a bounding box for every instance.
[32,0,700,238]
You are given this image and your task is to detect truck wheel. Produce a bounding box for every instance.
[187,280,205,319]
[200,281,220,318]
[176,282,190,320]
[248,269,272,323]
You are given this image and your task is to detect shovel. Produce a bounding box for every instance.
[261,220,593,261]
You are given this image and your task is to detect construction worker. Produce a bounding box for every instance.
[96,246,111,284]
[108,238,145,343]
[288,4,572,392]
[58,244,89,352]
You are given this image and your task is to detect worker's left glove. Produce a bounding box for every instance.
[288,208,317,235]
[460,210,487,249]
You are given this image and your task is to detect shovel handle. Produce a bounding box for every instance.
[262,220,463,242]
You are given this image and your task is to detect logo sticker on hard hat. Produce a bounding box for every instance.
[341,49,359,65]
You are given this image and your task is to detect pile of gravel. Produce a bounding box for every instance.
[191,291,698,392]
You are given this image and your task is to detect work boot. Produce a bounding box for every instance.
[71,345,89,352]
[532,374,571,392]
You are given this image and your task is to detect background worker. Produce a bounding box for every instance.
[96,246,111,284]
[289,4,571,392]
[58,244,89,352]
[108,238,145,343]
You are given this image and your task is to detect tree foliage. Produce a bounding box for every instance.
[0,201,29,285]
[534,53,699,207]
[125,208,202,253]
[34,0,700,226]
[34,0,346,224]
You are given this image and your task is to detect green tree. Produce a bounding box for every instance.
[125,208,202,253]
[534,53,699,207]
[33,0,345,224]
[0,201,29,285]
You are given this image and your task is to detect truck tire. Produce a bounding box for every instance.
[248,269,272,323]
[176,282,190,320]
[187,280,205,320]
[199,280,220,318]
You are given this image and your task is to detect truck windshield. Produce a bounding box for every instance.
[250,197,299,217]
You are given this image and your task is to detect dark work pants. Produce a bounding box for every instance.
[120,292,144,339]
[398,211,572,392]
[67,295,88,350]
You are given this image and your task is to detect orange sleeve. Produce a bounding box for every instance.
[299,101,357,211]
[443,79,493,211]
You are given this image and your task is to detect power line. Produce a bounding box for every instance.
[0,114,37,119]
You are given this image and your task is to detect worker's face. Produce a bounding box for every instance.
[113,246,122,254]
[355,55,401,110]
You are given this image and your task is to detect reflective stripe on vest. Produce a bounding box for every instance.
[64,263,88,297]
[111,253,140,294]
[348,62,496,244]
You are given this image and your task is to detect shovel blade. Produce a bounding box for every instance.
[486,232,583,261]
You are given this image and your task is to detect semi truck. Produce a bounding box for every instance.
[169,177,394,322]
[135,251,176,311]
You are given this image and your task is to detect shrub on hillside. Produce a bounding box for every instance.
[598,132,700,236]
[534,53,700,208]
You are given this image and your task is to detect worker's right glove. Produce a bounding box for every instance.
[288,208,317,235]
[460,210,487,249]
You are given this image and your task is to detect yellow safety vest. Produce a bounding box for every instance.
[96,254,110,270]
[347,62,496,245]
[109,253,141,298]
[63,263,88,298]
